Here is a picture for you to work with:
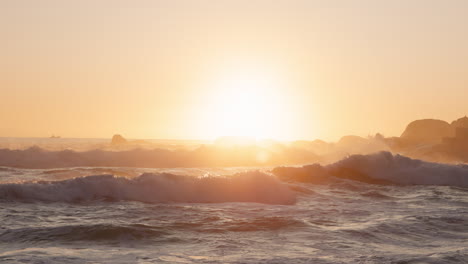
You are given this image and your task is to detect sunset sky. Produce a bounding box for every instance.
[1,0,468,141]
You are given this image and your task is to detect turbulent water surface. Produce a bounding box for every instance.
[1,153,467,264]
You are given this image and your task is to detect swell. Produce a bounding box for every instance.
[204,217,306,233]
[0,172,296,205]
[0,216,306,244]
[0,145,320,168]
[272,151,468,187]
[0,224,168,243]
[1,152,466,206]
[339,214,468,246]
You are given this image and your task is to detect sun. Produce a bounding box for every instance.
[199,66,293,140]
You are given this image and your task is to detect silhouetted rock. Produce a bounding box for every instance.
[439,120,468,161]
[451,116,468,129]
[111,134,127,145]
[400,119,454,144]
[374,133,385,141]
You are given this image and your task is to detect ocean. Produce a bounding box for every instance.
[0,148,467,263]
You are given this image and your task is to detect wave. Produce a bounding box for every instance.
[273,151,468,187]
[0,145,321,168]
[0,217,306,244]
[0,224,169,243]
[1,152,466,205]
[0,172,296,205]
[161,216,305,233]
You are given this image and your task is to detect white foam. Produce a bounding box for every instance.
[328,151,468,187]
[0,172,296,205]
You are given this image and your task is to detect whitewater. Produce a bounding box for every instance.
[1,152,467,263]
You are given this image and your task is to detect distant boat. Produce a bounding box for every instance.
[50,135,61,139]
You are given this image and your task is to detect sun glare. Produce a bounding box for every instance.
[201,66,293,140]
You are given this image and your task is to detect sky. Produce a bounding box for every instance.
[1,0,468,141]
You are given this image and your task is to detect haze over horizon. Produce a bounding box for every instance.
[2,0,468,141]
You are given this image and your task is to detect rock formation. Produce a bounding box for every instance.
[451,116,468,129]
[111,134,127,145]
[400,119,454,144]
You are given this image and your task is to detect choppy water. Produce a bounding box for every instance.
[1,153,468,263]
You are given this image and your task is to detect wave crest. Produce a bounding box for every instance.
[273,152,468,187]
[0,172,296,205]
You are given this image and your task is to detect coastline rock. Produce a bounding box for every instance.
[451,116,468,129]
[400,119,454,144]
[111,134,127,145]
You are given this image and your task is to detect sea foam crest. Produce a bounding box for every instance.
[274,152,468,187]
[329,152,468,186]
[0,172,296,204]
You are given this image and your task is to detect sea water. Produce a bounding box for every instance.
[0,153,467,263]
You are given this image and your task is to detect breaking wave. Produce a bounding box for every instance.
[273,151,468,187]
[0,172,296,205]
[1,152,467,205]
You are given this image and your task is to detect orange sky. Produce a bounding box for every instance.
[1,0,467,141]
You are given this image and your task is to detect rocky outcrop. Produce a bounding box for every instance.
[451,116,468,129]
[400,119,454,145]
[111,134,127,145]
